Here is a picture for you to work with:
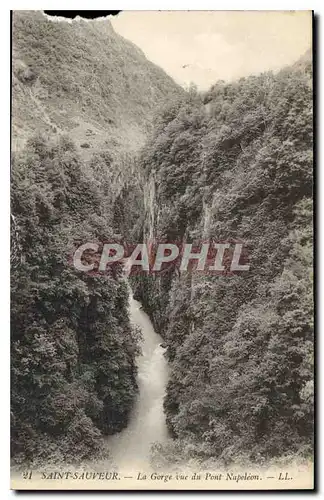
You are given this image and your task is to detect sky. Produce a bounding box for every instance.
[111,11,312,90]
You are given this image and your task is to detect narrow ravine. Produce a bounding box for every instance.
[106,292,169,472]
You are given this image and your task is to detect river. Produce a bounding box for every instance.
[106,293,169,473]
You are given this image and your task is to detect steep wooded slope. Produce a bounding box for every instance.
[11,11,183,466]
[12,11,183,156]
[132,52,313,464]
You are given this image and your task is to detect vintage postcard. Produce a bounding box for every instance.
[11,10,314,490]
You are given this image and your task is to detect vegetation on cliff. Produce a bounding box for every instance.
[11,10,313,467]
[11,11,182,465]
[11,135,141,465]
[133,54,313,463]
[12,10,183,155]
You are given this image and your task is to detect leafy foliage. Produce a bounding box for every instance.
[11,11,183,466]
[11,136,139,465]
[134,53,313,462]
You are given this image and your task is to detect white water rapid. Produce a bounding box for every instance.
[107,293,169,473]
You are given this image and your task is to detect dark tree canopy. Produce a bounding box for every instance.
[132,56,313,465]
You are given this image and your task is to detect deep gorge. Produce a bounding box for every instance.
[11,10,313,471]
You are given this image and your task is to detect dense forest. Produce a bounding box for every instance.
[132,53,313,465]
[11,10,313,470]
[11,135,142,464]
[11,11,181,466]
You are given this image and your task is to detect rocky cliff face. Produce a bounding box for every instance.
[132,53,313,461]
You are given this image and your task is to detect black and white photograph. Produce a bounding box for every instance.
[10,9,314,490]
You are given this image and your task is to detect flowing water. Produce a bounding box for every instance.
[107,293,169,472]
